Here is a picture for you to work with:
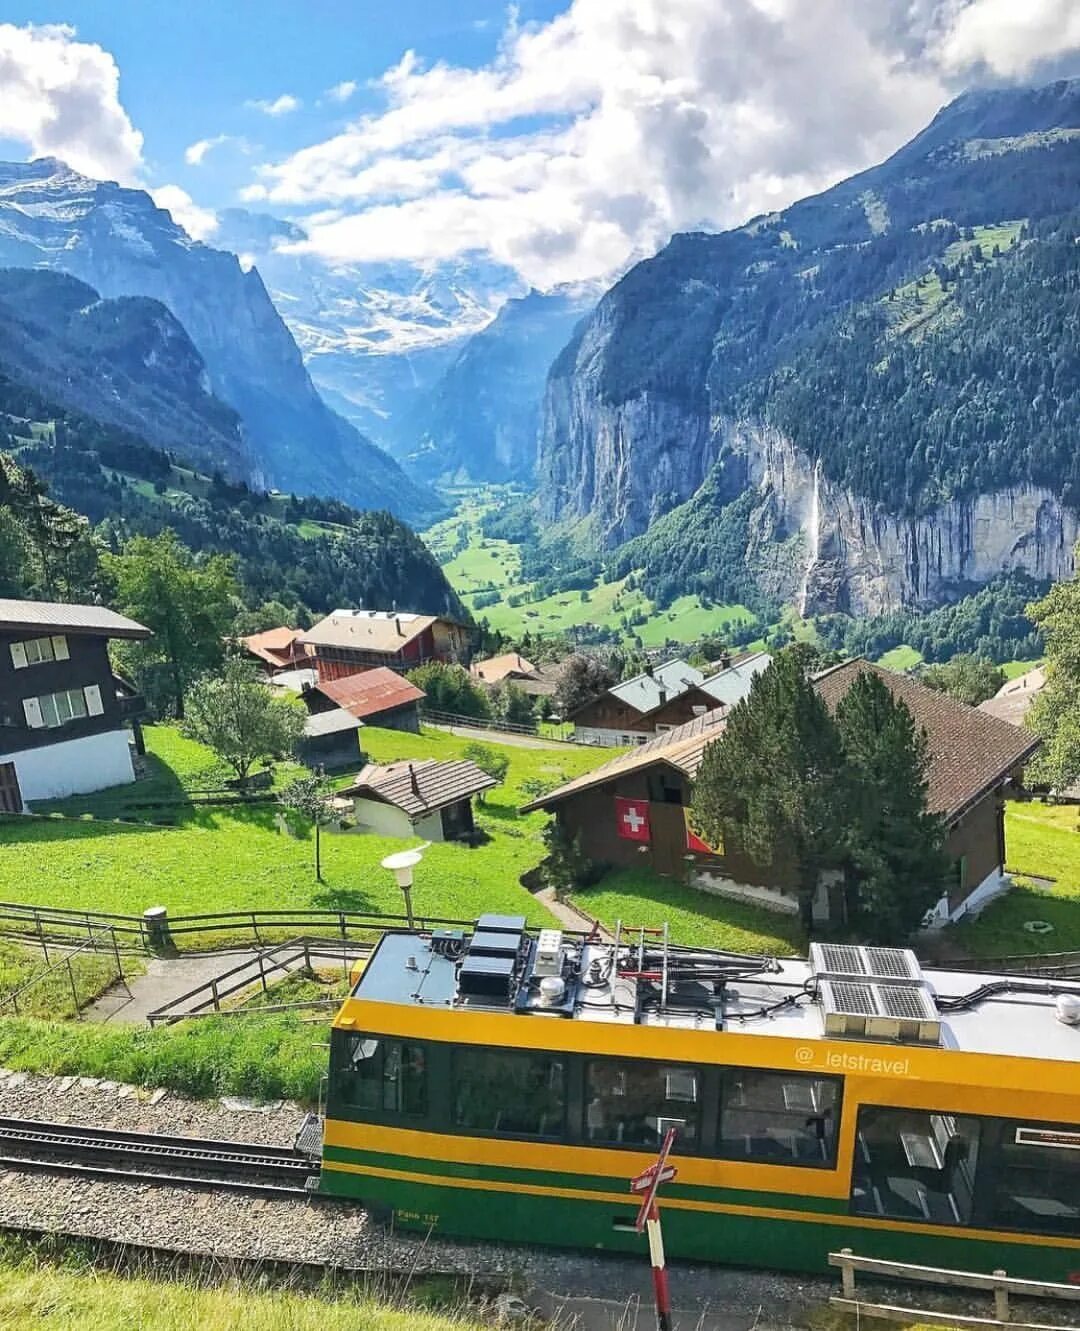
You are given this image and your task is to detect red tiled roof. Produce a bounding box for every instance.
[813,660,1040,821]
[315,666,425,720]
[242,627,310,667]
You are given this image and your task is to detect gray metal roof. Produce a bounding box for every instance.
[609,658,705,715]
[699,651,772,706]
[303,707,363,738]
[0,598,151,640]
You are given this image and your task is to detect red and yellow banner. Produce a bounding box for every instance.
[684,809,723,855]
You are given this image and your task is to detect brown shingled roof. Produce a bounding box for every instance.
[814,659,1040,821]
[340,759,498,817]
[470,652,538,683]
[525,659,1039,822]
[519,709,729,812]
[315,667,425,720]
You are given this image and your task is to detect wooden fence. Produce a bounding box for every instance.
[830,1249,1080,1330]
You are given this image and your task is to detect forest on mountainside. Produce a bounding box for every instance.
[0,371,465,626]
[753,212,1080,512]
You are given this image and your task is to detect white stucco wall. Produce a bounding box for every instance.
[2,728,135,804]
[573,726,649,748]
[351,798,445,842]
[690,869,800,915]
[923,866,1011,930]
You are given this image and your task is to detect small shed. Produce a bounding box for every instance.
[309,666,425,733]
[339,758,497,842]
[297,707,363,772]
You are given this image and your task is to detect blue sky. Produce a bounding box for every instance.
[0,1,561,200]
[1,2,1078,286]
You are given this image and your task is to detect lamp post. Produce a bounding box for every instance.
[380,844,428,929]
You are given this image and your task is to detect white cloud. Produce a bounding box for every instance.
[246,93,301,117]
[0,21,143,181]
[936,0,1080,77]
[185,133,230,166]
[151,184,219,241]
[325,80,357,103]
[245,0,1080,288]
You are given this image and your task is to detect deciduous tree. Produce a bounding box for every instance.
[1026,553,1080,791]
[278,772,336,882]
[104,530,238,717]
[184,656,306,783]
[920,654,1004,706]
[554,653,616,718]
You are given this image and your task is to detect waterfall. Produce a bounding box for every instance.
[798,458,823,618]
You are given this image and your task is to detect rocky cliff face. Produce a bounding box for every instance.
[0,160,439,523]
[538,79,1080,611]
[719,423,1078,615]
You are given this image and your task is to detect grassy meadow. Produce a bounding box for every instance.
[0,724,612,929]
[0,1248,490,1331]
[424,485,759,649]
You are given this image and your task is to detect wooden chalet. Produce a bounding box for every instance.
[302,610,472,681]
[524,661,1040,928]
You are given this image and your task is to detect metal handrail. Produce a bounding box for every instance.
[0,924,128,1017]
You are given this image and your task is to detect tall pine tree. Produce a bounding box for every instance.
[691,649,847,928]
[835,672,949,941]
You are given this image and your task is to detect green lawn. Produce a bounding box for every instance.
[1,724,610,932]
[1001,658,1042,680]
[570,868,804,955]
[953,802,1080,956]
[876,645,923,671]
[0,1247,487,1331]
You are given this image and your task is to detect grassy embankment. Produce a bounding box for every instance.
[0,1245,490,1331]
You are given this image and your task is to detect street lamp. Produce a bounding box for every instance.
[381,843,429,929]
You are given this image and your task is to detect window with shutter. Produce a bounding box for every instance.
[51,635,69,661]
[22,697,44,728]
[84,684,104,716]
[9,642,27,670]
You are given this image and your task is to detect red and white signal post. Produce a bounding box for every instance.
[630,1125,678,1331]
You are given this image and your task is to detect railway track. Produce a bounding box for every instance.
[0,1116,319,1197]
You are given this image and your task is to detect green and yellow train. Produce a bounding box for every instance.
[321,917,1080,1280]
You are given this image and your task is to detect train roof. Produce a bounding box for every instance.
[341,919,1080,1066]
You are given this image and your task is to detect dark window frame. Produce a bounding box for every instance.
[717,1065,844,1170]
[451,1044,568,1142]
[849,1104,1080,1240]
[584,1056,705,1151]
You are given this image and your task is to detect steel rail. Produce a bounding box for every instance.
[0,1116,318,1196]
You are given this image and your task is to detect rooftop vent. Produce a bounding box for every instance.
[818,977,941,1045]
[810,942,924,984]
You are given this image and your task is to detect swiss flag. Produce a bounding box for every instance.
[616,797,651,843]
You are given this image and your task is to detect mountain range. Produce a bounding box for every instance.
[539,78,1080,616]
[0,159,439,524]
[212,208,524,454]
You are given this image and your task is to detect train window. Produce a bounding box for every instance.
[341,1035,427,1116]
[453,1047,565,1138]
[718,1068,840,1166]
[585,1060,700,1148]
[851,1106,980,1225]
[987,1123,1080,1237]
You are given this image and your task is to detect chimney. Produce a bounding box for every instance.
[658,688,667,705]
[396,616,403,637]
[409,763,420,797]
[720,652,731,670]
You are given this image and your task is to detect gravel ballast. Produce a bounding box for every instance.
[0,1068,841,1324]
